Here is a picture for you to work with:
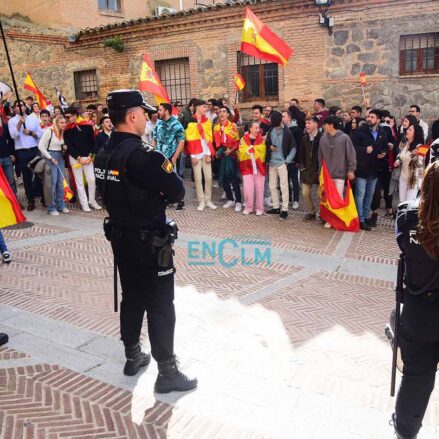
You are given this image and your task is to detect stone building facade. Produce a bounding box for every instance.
[0,0,438,123]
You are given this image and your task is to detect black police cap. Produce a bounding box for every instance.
[106,90,156,112]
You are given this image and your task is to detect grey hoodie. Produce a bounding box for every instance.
[318,130,357,180]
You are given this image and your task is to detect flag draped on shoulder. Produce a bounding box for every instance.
[237,133,267,176]
[0,167,26,228]
[241,7,293,66]
[319,161,359,232]
[185,116,214,155]
[24,73,48,110]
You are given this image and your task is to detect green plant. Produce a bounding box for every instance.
[104,37,124,53]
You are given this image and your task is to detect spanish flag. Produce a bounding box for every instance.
[234,72,246,91]
[184,116,214,155]
[416,144,430,157]
[139,54,170,107]
[241,7,293,66]
[23,73,48,110]
[237,133,267,176]
[56,164,74,202]
[319,161,359,232]
[0,167,26,229]
[359,72,367,87]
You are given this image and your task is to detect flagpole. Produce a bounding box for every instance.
[0,20,25,123]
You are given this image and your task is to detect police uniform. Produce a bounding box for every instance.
[393,199,439,438]
[94,90,197,393]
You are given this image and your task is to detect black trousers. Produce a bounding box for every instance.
[110,228,175,363]
[395,293,439,437]
[371,167,393,211]
[287,164,300,203]
[15,147,38,202]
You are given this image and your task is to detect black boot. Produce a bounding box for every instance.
[123,344,151,376]
[391,414,417,439]
[0,333,8,346]
[154,356,197,393]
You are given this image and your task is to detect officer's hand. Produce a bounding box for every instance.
[204,156,211,164]
[191,157,198,166]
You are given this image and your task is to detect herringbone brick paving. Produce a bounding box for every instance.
[1,184,438,438]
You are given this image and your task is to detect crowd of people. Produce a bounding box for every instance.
[1,92,439,264]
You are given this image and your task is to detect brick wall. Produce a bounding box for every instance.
[1,0,439,123]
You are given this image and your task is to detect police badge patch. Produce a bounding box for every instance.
[161,158,173,173]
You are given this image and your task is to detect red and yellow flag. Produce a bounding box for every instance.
[237,133,267,176]
[416,144,430,157]
[24,73,48,110]
[0,167,26,228]
[241,7,293,66]
[319,161,359,232]
[234,72,246,91]
[359,72,367,87]
[139,54,171,106]
[184,116,214,155]
[62,178,74,202]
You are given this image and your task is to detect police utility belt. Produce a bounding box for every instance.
[103,217,178,268]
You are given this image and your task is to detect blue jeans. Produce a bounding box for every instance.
[0,229,8,254]
[288,164,300,203]
[354,177,377,223]
[16,147,38,202]
[0,156,17,195]
[178,152,186,178]
[46,152,66,212]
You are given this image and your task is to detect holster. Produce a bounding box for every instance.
[150,220,178,268]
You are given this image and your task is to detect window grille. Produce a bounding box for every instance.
[400,33,439,75]
[155,58,191,105]
[74,70,98,100]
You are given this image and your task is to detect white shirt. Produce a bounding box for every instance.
[38,128,64,160]
[8,114,43,150]
[142,120,157,144]
[419,119,428,142]
[191,137,211,160]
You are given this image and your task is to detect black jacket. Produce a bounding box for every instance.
[64,123,96,159]
[265,126,297,164]
[351,125,389,178]
[0,121,13,158]
[287,125,302,164]
[95,131,111,153]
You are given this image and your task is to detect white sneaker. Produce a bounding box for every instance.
[82,205,92,212]
[292,201,299,210]
[243,210,251,215]
[223,200,235,209]
[206,201,217,210]
[256,210,264,216]
[197,201,205,211]
[324,222,332,229]
[48,210,60,216]
[89,202,102,210]
[264,197,273,207]
[61,208,70,213]
[235,202,242,212]
[221,192,227,200]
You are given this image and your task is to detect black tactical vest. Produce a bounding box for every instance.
[397,199,439,296]
[94,139,162,229]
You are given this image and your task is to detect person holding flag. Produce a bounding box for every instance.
[185,99,217,211]
[38,114,70,216]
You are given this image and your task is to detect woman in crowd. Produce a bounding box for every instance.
[38,115,70,216]
[237,121,267,215]
[349,117,363,138]
[31,102,41,121]
[394,123,425,202]
[399,115,421,143]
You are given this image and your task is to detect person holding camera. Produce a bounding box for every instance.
[392,161,439,439]
[38,115,70,216]
[94,90,197,394]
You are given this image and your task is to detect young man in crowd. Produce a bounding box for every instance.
[409,105,428,141]
[213,106,242,211]
[282,110,302,210]
[344,106,363,135]
[313,98,330,128]
[299,116,322,220]
[245,104,270,135]
[319,115,356,228]
[185,99,216,211]
[24,95,34,115]
[8,100,43,211]
[39,109,52,130]
[64,106,101,212]
[152,103,186,210]
[264,106,273,124]
[351,109,389,231]
[266,111,297,221]
[94,115,113,152]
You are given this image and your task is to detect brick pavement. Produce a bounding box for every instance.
[0,184,438,438]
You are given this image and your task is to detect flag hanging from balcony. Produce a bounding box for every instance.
[241,7,293,66]
[24,73,49,110]
[0,166,26,228]
[234,72,246,91]
[319,161,359,232]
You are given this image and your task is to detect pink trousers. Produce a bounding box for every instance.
[242,173,265,213]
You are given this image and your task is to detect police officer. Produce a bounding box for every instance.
[94,90,197,394]
[392,161,439,438]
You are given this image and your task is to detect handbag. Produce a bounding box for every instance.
[388,166,401,195]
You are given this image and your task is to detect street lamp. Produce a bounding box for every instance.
[315,0,334,35]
